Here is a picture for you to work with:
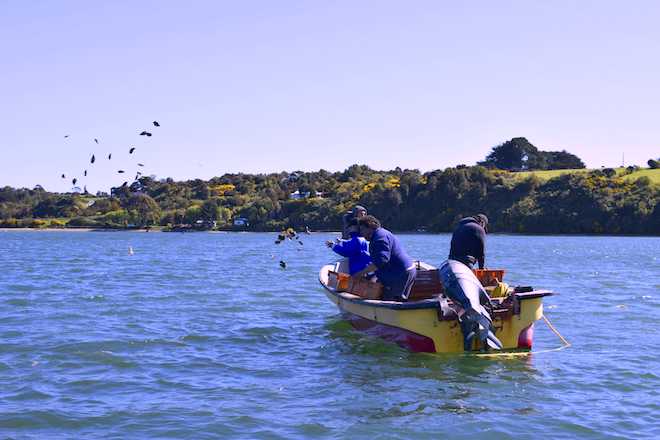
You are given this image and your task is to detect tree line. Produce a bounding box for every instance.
[1,164,658,235]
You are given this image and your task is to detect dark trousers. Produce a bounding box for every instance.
[382,267,417,301]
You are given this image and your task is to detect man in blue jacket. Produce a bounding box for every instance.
[326,219,371,275]
[352,215,417,301]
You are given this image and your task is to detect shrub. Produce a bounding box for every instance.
[30,219,48,228]
[66,217,100,227]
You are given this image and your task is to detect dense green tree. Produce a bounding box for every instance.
[542,150,586,169]
[125,194,161,227]
[478,137,543,170]
[479,138,585,171]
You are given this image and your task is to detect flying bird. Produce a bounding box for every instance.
[153,121,160,127]
[117,170,125,174]
[108,153,112,160]
[129,147,136,154]
[137,163,145,167]
[121,181,128,187]
[61,174,65,179]
[64,135,69,138]
[91,154,95,164]
[279,260,287,269]
[72,178,77,185]
[84,170,87,176]
[94,138,99,144]
[140,131,152,137]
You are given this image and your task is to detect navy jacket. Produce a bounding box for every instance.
[331,233,371,275]
[369,227,414,285]
[449,217,486,269]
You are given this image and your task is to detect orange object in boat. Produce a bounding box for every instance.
[473,269,505,286]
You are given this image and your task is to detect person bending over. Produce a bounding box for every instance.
[326,219,371,275]
[449,213,488,269]
[440,214,502,351]
[352,215,416,301]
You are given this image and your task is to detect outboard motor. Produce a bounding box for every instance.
[439,259,503,351]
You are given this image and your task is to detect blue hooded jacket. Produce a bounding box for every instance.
[331,233,371,275]
[369,227,414,285]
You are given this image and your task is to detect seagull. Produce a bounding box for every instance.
[129,147,135,154]
[139,131,152,137]
[153,121,160,127]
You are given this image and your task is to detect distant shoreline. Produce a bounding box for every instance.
[1,227,658,237]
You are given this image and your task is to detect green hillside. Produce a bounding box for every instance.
[514,167,660,184]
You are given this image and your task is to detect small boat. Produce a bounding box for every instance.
[319,260,554,353]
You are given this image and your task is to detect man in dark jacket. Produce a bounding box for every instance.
[440,214,502,351]
[352,215,417,301]
[449,214,488,269]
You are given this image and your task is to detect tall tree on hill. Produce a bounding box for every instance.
[478,137,544,171]
[541,150,586,169]
[479,137,585,171]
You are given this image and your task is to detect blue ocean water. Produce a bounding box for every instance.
[0,231,658,439]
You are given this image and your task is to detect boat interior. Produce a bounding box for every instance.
[319,260,552,318]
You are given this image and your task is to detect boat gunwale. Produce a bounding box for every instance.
[319,264,554,311]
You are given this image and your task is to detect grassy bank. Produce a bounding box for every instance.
[513,167,660,184]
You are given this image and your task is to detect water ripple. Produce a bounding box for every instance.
[0,232,658,438]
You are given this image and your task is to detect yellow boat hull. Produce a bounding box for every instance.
[320,264,550,353]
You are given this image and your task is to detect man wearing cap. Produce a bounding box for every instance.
[341,205,367,239]
[439,214,503,351]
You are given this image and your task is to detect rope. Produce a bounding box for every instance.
[471,314,571,358]
[541,314,571,348]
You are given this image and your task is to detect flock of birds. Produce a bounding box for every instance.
[61,121,161,192]
[61,124,317,271]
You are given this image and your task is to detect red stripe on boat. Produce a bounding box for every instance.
[517,323,534,349]
[342,312,436,353]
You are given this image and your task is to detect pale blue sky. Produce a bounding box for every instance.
[1,0,659,192]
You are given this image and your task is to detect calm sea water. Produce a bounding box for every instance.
[0,231,658,439]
